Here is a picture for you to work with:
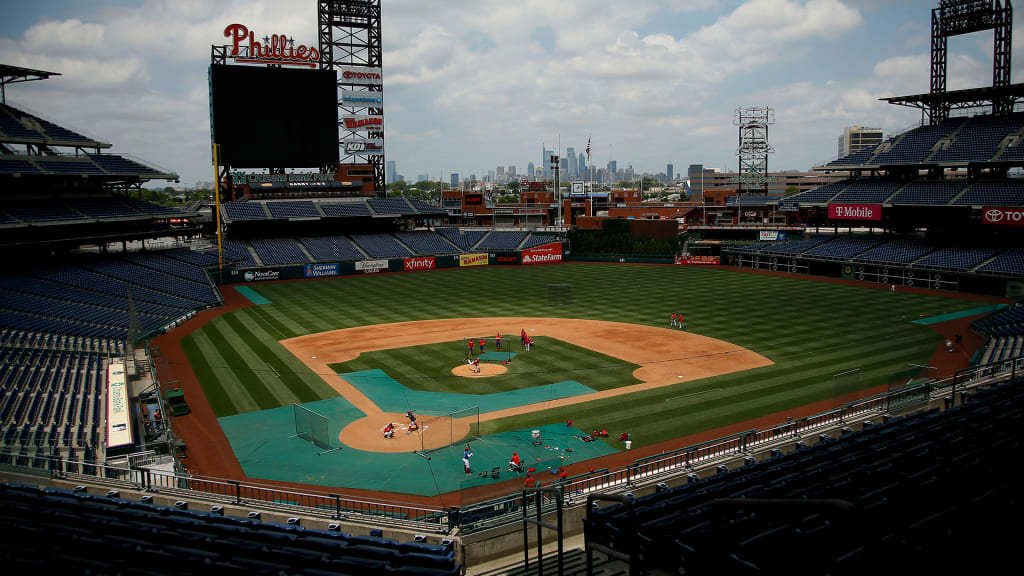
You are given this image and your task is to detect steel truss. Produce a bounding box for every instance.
[734,107,775,193]
[319,0,385,197]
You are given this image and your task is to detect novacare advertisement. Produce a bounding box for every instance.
[521,243,563,265]
[459,253,488,267]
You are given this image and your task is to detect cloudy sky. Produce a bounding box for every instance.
[2,0,1020,186]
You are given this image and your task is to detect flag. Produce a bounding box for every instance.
[586,135,591,161]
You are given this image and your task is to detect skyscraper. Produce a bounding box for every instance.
[542,147,553,178]
[386,160,397,185]
[450,173,459,189]
[837,125,883,158]
[607,160,617,183]
[667,164,674,182]
[566,147,576,179]
[578,152,586,180]
[508,165,517,177]
[527,162,535,179]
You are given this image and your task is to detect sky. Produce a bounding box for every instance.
[2,0,1022,187]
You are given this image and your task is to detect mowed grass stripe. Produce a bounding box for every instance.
[183,327,263,417]
[203,317,282,414]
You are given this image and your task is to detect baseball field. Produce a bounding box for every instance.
[162,263,995,499]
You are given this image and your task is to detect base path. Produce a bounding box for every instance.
[281,318,773,453]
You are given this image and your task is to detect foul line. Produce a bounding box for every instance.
[665,388,721,402]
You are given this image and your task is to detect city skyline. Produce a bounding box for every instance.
[2,1,1021,186]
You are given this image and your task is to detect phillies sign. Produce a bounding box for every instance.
[829,203,882,221]
[342,116,384,132]
[522,243,563,265]
[403,257,435,271]
[224,24,319,68]
[983,206,1024,226]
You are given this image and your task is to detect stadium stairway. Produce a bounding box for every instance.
[469,546,628,576]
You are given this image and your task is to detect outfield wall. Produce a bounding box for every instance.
[211,242,568,285]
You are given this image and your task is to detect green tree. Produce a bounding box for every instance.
[784,185,800,196]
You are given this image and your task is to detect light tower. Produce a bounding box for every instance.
[734,107,775,194]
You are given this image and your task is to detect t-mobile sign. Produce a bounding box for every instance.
[829,203,882,221]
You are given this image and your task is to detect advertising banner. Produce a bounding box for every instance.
[344,139,384,154]
[675,255,721,265]
[341,90,383,107]
[106,362,133,448]
[759,231,779,241]
[495,253,520,265]
[304,263,339,278]
[982,206,1024,226]
[828,204,882,221]
[341,115,384,132]
[778,201,800,212]
[403,256,436,271]
[243,269,281,282]
[521,243,563,265]
[356,259,389,274]
[459,253,488,267]
[337,66,383,86]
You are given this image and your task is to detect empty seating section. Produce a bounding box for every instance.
[826,141,887,167]
[320,201,372,217]
[0,107,45,140]
[890,181,966,205]
[476,231,528,251]
[855,238,934,264]
[522,235,556,249]
[4,105,100,144]
[369,198,412,214]
[0,158,42,175]
[300,236,365,261]
[0,211,16,225]
[954,180,1024,206]
[436,228,480,251]
[33,158,106,175]
[931,113,1024,163]
[351,233,413,258]
[87,154,165,176]
[782,180,849,203]
[0,483,461,576]
[733,241,776,253]
[266,201,320,219]
[3,201,84,222]
[0,349,107,455]
[831,180,902,204]
[803,235,882,259]
[250,237,311,265]
[123,197,186,216]
[395,231,461,255]
[586,382,1024,574]
[871,118,964,165]
[221,238,258,267]
[915,247,1000,270]
[126,252,212,285]
[64,197,141,219]
[224,202,270,221]
[979,248,1024,275]
[726,195,779,206]
[407,199,446,214]
[760,236,832,255]
[77,258,218,304]
[998,140,1024,161]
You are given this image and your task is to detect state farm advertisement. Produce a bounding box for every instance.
[521,243,563,265]
[983,206,1024,226]
[828,203,882,221]
[675,255,721,265]
[403,256,435,271]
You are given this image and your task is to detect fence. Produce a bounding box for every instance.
[3,354,1019,535]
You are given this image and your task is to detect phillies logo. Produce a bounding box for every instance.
[404,257,435,271]
[224,24,319,67]
[983,206,1024,225]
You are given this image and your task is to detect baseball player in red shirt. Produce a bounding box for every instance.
[479,338,486,354]
[468,339,474,356]
[671,312,677,327]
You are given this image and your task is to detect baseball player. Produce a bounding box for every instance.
[525,336,533,352]
[473,358,480,373]
[468,338,474,356]
[496,333,502,350]
[479,338,486,355]
[521,329,527,347]
[671,312,677,327]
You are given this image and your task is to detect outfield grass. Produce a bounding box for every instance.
[327,337,642,394]
[183,264,978,447]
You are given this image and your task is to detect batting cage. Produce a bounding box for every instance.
[463,336,514,362]
[291,404,341,455]
[416,405,480,458]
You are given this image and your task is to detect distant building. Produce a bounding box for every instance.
[838,125,884,158]
[386,160,397,184]
[566,147,576,179]
[508,165,517,177]
[667,164,674,182]
[450,173,459,189]
[417,173,429,183]
[527,162,535,179]
[578,153,586,180]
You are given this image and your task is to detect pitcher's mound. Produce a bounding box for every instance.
[452,363,508,378]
